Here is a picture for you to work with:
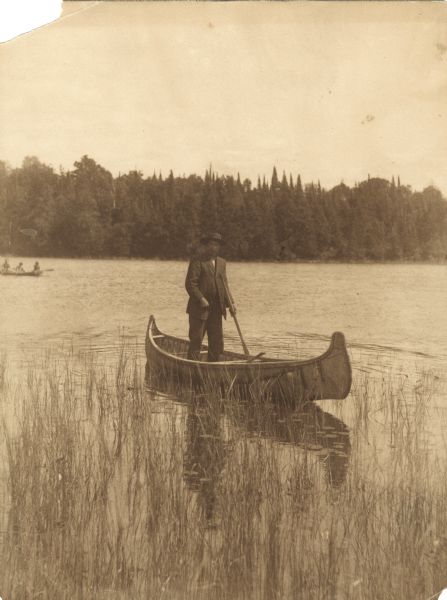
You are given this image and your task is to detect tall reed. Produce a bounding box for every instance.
[0,343,446,599]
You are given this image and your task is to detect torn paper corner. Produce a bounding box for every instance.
[0,0,62,43]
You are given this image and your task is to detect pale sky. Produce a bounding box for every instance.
[1,1,447,194]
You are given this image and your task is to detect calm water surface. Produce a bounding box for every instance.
[2,258,446,358]
[1,258,447,505]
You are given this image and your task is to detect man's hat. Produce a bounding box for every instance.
[200,232,224,244]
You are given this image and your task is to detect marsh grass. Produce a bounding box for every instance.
[0,343,446,599]
[0,352,8,393]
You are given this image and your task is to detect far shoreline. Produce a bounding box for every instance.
[3,254,447,267]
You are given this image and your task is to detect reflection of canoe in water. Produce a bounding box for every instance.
[181,400,351,520]
[145,315,352,401]
[229,401,351,488]
[1,270,42,277]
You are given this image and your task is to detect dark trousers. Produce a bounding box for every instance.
[187,304,224,362]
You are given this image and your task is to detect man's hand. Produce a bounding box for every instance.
[200,297,210,308]
[229,304,237,317]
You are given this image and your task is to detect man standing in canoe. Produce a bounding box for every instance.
[185,232,236,362]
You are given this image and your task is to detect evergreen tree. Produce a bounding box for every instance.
[0,155,446,262]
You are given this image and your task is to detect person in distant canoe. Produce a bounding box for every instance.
[15,262,25,273]
[33,261,41,273]
[1,258,10,273]
[185,232,236,362]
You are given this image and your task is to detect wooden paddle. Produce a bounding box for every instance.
[220,276,250,356]
[246,352,265,363]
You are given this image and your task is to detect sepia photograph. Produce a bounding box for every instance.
[0,1,447,598]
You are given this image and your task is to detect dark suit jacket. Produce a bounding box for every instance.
[185,256,232,318]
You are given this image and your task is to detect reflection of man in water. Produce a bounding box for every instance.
[183,408,227,521]
[185,233,235,362]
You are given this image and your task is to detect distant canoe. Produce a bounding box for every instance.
[1,270,43,277]
[145,315,352,402]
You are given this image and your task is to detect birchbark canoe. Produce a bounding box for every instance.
[145,315,352,402]
[0,270,42,277]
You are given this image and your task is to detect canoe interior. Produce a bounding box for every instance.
[146,315,352,403]
[152,330,250,362]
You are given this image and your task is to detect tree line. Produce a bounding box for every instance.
[0,155,446,261]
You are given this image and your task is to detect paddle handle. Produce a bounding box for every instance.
[221,276,250,356]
